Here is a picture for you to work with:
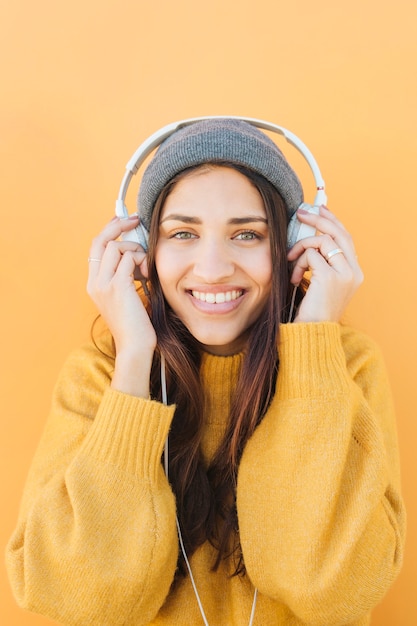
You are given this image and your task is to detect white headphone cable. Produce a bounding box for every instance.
[160,353,258,625]
[288,284,298,323]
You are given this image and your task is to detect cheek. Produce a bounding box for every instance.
[249,250,273,289]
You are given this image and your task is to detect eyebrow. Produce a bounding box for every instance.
[160,214,268,225]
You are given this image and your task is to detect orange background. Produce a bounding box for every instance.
[1,1,416,624]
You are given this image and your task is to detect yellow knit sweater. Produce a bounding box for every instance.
[6,323,405,625]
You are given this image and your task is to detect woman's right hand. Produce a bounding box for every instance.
[87,215,157,397]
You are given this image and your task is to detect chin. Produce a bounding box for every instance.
[194,331,250,357]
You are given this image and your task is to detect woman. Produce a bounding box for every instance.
[6,119,405,625]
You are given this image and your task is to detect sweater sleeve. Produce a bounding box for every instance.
[237,322,406,626]
[5,340,178,626]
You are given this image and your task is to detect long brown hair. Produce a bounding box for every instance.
[146,162,300,578]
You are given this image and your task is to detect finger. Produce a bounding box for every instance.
[297,205,349,235]
[89,215,140,259]
[317,205,349,232]
[291,238,364,290]
[288,233,350,263]
[288,220,358,269]
[95,241,147,285]
[290,232,355,281]
[87,215,141,283]
[292,205,352,242]
[118,249,149,278]
[111,250,152,298]
[135,255,149,282]
[314,212,358,265]
[290,247,329,285]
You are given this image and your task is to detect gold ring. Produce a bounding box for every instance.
[326,248,344,261]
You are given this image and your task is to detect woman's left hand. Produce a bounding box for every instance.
[287,206,364,323]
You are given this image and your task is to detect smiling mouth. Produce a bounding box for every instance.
[191,290,243,304]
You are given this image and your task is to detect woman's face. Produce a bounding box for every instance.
[154,166,273,355]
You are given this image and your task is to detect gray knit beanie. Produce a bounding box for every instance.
[137,118,304,233]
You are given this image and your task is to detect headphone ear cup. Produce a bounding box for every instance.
[121,221,149,251]
[287,203,319,249]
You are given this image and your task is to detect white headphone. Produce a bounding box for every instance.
[115,115,327,249]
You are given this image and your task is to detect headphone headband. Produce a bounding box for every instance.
[115,116,327,221]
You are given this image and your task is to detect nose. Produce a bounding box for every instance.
[192,238,234,282]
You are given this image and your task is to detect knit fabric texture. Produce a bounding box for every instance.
[6,322,405,625]
[137,118,304,232]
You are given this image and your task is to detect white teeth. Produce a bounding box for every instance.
[191,290,242,303]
